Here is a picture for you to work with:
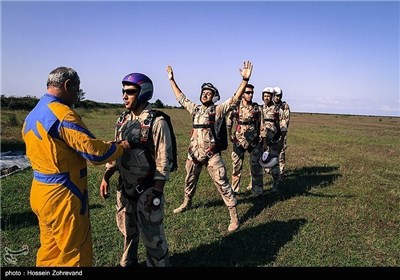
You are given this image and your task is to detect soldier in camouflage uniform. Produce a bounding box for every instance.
[166,61,253,232]
[259,87,283,193]
[99,73,173,267]
[226,84,263,197]
[273,87,290,177]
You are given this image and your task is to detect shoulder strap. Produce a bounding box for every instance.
[136,111,156,173]
[149,110,178,172]
[272,105,282,141]
[116,110,129,127]
[207,105,218,143]
[252,103,260,131]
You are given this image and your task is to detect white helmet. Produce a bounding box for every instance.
[259,151,278,168]
[274,87,283,96]
[262,87,274,101]
[262,87,274,94]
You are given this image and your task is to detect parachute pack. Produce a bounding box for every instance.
[215,115,228,152]
[118,109,178,172]
[145,110,178,172]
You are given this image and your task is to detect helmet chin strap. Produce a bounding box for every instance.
[202,100,214,107]
[131,101,148,112]
[132,104,140,111]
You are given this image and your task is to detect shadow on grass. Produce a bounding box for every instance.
[90,203,105,210]
[170,218,306,267]
[240,165,345,223]
[190,165,344,217]
[1,211,38,230]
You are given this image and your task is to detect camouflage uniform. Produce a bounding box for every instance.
[274,100,290,175]
[175,92,239,229]
[227,101,263,195]
[106,103,173,267]
[259,102,283,192]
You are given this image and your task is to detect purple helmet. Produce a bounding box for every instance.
[122,73,153,104]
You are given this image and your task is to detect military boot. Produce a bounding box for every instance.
[173,196,192,214]
[228,207,240,232]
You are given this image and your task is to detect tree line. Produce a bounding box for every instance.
[1,95,178,111]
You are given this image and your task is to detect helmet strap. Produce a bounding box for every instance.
[132,101,147,113]
[202,100,214,107]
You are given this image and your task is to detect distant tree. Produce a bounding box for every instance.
[77,89,86,102]
[74,89,86,108]
[2,95,38,110]
[1,95,9,108]
[153,99,165,108]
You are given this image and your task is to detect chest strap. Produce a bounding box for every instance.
[237,120,256,125]
[193,124,213,129]
[263,118,276,122]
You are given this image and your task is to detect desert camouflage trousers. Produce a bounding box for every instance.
[183,153,237,207]
[116,188,170,267]
[263,142,281,187]
[278,134,288,175]
[231,142,263,194]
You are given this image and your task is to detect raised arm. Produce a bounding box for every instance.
[233,60,253,101]
[166,65,184,100]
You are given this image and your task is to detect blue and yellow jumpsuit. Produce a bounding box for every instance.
[22,94,124,266]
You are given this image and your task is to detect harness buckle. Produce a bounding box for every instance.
[135,184,144,195]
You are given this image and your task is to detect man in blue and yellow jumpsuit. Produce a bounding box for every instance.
[22,66,129,266]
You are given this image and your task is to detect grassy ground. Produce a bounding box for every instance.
[1,108,399,267]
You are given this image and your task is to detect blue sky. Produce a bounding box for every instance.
[2,1,399,117]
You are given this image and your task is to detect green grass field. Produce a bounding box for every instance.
[1,108,399,267]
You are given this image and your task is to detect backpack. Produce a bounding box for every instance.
[216,115,228,152]
[118,109,177,172]
[144,110,178,172]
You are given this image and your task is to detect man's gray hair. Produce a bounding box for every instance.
[47,67,80,88]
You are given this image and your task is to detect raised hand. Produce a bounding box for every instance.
[166,65,174,81]
[239,60,253,80]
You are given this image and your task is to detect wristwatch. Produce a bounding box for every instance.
[152,197,161,207]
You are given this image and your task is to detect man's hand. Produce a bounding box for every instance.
[240,61,253,80]
[118,140,131,150]
[166,65,174,81]
[107,140,130,150]
[100,168,115,199]
[99,178,110,199]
